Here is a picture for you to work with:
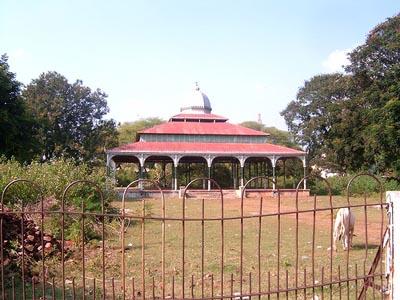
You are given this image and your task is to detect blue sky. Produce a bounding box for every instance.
[1,1,399,129]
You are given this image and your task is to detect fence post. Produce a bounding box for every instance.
[386,191,400,299]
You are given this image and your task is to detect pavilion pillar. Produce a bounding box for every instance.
[269,156,277,190]
[233,162,237,189]
[272,166,276,190]
[161,161,166,188]
[283,159,286,188]
[238,156,246,187]
[208,166,211,190]
[172,155,180,191]
[203,164,206,189]
[138,165,144,189]
[138,154,147,189]
[106,154,116,179]
[174,166,178,190]
[206,155,214,191]
[171,162,174,190]
[301,156,307,189]
[188,163,191,183]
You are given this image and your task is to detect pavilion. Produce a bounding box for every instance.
[106,84,307,196]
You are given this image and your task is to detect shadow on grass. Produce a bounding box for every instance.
[351,243,379,250]
[6,277,106,299]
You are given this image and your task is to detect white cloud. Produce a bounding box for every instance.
[8,48,30,62]
[322,48,352,73]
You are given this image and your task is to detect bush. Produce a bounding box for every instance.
[384,178,400,191]
[309,173,394,196]
[0,157,117,242]
[0,156,115,207]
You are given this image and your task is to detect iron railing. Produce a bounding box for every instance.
[0,174,390,299]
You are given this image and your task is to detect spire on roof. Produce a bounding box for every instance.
[180,83,212,114]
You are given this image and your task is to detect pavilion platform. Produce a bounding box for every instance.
[115,187,310,200]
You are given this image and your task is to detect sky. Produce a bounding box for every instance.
[1,1,399,130]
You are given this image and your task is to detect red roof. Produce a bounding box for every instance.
[109,141,304,155]
[170,113,228,121]
[139,122,268,136]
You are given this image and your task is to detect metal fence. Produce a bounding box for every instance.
[0,174,391,299]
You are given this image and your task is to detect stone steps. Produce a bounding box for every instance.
[183,189,238,199]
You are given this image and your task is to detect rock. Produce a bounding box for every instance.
[25,244,34,252]
[43,236,52,242]
[45,242,52,249]
[37,246,43,251]
[27,235,35,242]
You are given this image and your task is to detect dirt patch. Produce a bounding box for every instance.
[220,196,387,244]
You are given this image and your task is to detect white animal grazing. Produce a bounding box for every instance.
[333,208,355,251]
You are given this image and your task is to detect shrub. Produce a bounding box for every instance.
[0,157,117,242]
[309,173,389,196]
[0,156,115,207]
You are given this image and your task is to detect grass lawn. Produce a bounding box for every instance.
[6,194,389,299]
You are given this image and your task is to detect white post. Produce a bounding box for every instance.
[238,156,246,188]
[387,191,400,299]
[174,166,178,191]
[301,156,307,189]
[206,155,214,191]
[270,156,277,190]
[208,167,211,191]
[106,153,116,178]
[138,154,147,189]
[172,155,180,191]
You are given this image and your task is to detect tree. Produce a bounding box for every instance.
[118,117,164,145]
[281,13,400,176]
[23,71,118,164]
[240,122,299,148]
[346,13,400,176]
[281,74,356,171]
[0,54,38,162]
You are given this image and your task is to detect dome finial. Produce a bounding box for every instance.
[180,83,212,114]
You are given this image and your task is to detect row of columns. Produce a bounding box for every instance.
[107,153,307,190]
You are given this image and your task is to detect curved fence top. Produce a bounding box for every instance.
[1,179,44,210]
[241,176,277,200]
[183,177,224,201]
[346,172,383,202]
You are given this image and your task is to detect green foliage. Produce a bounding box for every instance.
[0,157,115,208]
[281,73,354,172]
[0,54,38,162]
[64,218,101,246]
[115,164,139,187]
[0,157,117,245]
[308,174,398,196]
[240,121,299,148]
[282,14,400,177]
[118,117,164,145]
[22,71,118,165]
[212,163,233,188]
